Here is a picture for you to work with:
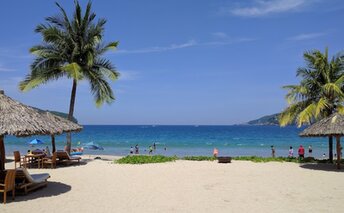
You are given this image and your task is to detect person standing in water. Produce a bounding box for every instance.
[153,142,156,151]
[213,148,219,157]
[271,145,275,158]
[135,144,139,154]
[149,146,153,155]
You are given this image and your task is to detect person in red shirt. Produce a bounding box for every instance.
[298,145,305,160]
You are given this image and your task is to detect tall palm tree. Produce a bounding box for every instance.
[19,1,119,153]
[279,48,344,162]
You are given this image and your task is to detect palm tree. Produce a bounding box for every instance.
[19,1,119,153]
[279,48,344,162]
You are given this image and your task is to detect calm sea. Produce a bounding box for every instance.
[3,125,331,158]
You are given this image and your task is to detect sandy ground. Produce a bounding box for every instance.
[1,155,344,213]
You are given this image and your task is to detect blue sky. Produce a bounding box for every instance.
[0,0,344,125]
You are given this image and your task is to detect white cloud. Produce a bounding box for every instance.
[115,37,255,55]
[116,40,197,54]
[287,32,326,41]
[118,71,139,81]
[212,32,228,39]
[0,63,16,72]
[226,0,309,17]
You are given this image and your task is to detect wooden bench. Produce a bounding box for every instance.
[217,156,232,163]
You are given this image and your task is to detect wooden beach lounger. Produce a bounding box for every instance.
[217,156,232,163]
[56,151,81,165]
[15,168,50,194]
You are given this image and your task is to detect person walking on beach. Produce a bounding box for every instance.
[130,146,134,154]
[308,145,312,157]
[288,146,293,158]
[271,145,275,158]
[149,146,153,155]
[135,144,139,154]
[298,145,305,160]
[213,148,219,157]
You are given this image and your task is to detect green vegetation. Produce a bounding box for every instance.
[182,156,217,161]
[32,107,78,123]
[115,155,341,164]
[247,113,280,125]
[116,155,178,164]
[19,1,119,152]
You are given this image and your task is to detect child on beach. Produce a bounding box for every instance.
[308,145,312,157]
[130,146,134,154]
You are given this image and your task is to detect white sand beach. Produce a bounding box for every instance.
[1,155,344,213]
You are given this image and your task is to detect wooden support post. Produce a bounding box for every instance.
[51,135,56,153]
[336,136,341,169]
[0,135,5,171]
[329,136,333,163]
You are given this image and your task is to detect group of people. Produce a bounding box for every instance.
[271,145,312,159]
[130,143,159,155]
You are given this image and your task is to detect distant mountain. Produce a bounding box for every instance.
[247,113,280,125]
[32,107,78,123]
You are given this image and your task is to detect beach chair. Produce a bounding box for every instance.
[15,168,50,195]
[0,169,16,204]
[42,152,57,169]
[13,151,27,169]
[217,156,232,163]
[56,151,81,165]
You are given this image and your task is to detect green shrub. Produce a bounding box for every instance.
[116,155,178,164]
[182,156,217,161]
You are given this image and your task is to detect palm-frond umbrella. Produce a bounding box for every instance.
[0,90,82,171]
[300,113,344,169]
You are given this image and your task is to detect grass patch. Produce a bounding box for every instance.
[182,156,217,161]
[116,155,178,164]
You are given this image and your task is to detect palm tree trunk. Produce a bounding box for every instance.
[336,136,341,169]
[329,136,333,163]
[51,135,56,153]
[66,79,78,154]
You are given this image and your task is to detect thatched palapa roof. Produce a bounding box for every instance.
[299,113,344,137]
[0,91,82,137]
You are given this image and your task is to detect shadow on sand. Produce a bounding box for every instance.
[6,181,72,203]
[300,163,344,172]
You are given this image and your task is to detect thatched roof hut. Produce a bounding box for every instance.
[300,113,344,137]
[0,90,82,171]
[300,113,344,169]
[0,91,81,136]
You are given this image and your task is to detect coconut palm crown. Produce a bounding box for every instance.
[19,1,119,152]
[279,48,344,127]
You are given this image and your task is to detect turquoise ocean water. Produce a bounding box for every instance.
[4,125,331,158]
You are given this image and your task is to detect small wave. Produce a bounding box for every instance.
[233,137,240,140]
[206,142,213,145]
[260,144,264,146]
